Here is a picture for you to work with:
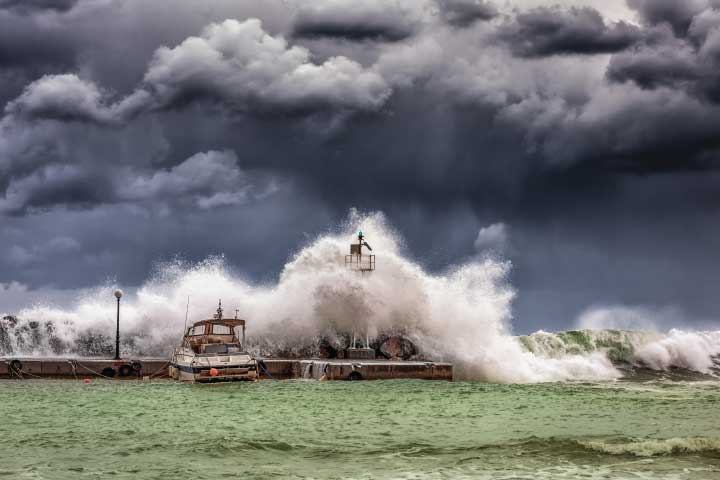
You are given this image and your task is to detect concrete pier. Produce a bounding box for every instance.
[2,357,453,381]
[0,358,170,379]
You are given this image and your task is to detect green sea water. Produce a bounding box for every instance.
[1,379,719,479]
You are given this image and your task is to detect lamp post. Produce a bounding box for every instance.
[114,289,123,360]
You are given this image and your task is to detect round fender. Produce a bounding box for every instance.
[101,367,116,378]
[347,371,363,381]
[9,359,22,375]
[118,364,133,377]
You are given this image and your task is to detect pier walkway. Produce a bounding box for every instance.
[0,357,453,381]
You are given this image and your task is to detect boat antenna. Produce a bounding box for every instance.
[183,296,190,332]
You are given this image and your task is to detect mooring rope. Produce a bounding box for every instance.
[70,360,122,380]
[146,359,172,379]
[67,360,78,380]
[257,359,277,381]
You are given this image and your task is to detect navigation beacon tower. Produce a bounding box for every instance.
[344,231,376,359]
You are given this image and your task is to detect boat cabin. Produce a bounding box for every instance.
[182,318,247,355]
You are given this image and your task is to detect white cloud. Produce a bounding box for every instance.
[474,222,508,254]
[119,150,275,209]
[575,304,685,331]
[5,74,147,125]
[142,18,391,113]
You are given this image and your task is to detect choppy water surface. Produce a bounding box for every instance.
[1,379,719,479]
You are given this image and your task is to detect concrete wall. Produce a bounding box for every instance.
[0,358,169,379]
[297,360,453,381]
[2,357,452,381]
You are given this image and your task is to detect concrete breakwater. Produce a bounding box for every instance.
[1,357,453,381]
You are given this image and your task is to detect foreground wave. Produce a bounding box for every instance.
[1,380,719,479]
[2,212,719,383]
[580,436,720,457]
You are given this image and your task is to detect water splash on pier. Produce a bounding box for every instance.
[2,211,719,382]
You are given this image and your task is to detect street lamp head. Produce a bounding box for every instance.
[114,289,123,299]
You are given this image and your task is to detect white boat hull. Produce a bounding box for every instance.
[170,349,258,383]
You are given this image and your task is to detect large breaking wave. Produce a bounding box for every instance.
[1,212,719,382]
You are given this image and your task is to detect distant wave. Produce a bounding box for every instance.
[520,329,720,376]
[580,436,720,457]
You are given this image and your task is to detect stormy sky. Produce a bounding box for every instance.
[1,0,720,332]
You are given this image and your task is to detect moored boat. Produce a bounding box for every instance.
[169,302,258,382]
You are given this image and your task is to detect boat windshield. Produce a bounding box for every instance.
[212,324,232,335]
[201,344,243,355]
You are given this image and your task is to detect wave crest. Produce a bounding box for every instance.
[581,436,720,457]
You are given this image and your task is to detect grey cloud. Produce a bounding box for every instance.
[5,74,146,125]
[0,16,77,73]
[118,150,277,209]
[498,85,720,172]
[0,0,78,14]
[0,163,109,215]
[142,19,391,114]
[607,4,720,103]
[437,0,498,27]
[4,19,392,126]
[3,236,80,267]
[292,0,418,41]
[496,6,643,57]
[0,149,277,215]
[627,0,709,36]
[607,42,699,90]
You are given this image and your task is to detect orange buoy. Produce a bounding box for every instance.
[210,368,219,377]
[84,378,91,384]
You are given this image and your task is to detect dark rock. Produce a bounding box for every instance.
[318,337,338,359]
[378,336,417,360]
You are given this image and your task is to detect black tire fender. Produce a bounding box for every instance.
[101,367,116,378]
[9,359,22,374]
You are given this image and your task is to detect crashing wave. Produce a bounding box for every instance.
[581,436,720,457]
[520,329,720,375]
[1,212,718,383]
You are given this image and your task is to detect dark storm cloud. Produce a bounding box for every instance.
[0,149,277,215]
[606,40,698,90]
[607,5,720,103]
[292,0,417,41]
[0,15,76,72]
[0,0,78,14]
[5,74,135,125]
[437,0,497,27]
[626,0,709,36]
[3,0,720,330]
[0,164,108,215]
[496,6,643,57]
[4,18,391,126]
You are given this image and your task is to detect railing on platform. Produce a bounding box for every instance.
[345,254,375,272]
